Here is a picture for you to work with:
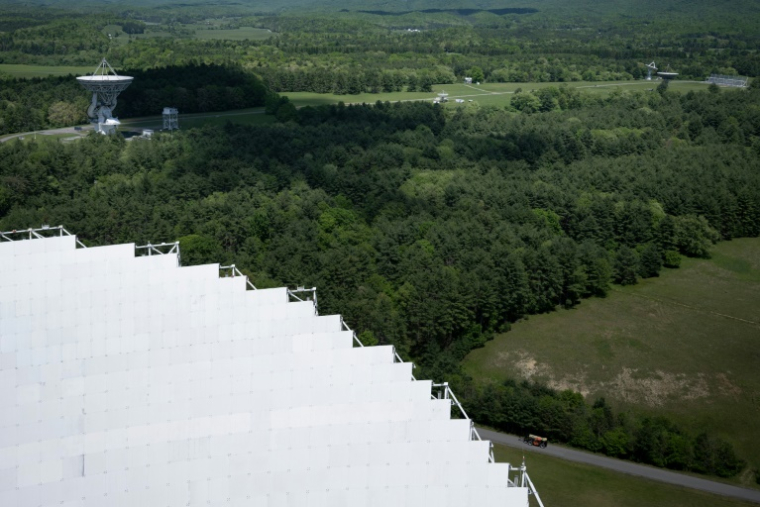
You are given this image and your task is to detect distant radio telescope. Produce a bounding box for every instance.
[645,61,657,81]
[657,64,678,80]
[76,58,133,135]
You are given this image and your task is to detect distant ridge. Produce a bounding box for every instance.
[353,8,539,17]
[0,0,758,20]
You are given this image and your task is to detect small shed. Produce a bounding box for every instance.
[162,107,179,131]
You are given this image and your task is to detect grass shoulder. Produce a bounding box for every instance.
[494,443,759,507]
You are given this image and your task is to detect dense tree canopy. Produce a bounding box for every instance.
[464,380,745,477]
[3,86,759,370]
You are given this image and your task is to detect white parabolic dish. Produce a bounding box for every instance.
[76,74,133,91]
[0,228,543,507]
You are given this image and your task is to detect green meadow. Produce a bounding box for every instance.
[191,26,275,41]
[0,64,95,79]
[465,238,760,483]
[494,444,759,507]
[283,80,709,109]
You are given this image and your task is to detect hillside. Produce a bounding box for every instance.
[1,0,759,25]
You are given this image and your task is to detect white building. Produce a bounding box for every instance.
[0,227,542,507]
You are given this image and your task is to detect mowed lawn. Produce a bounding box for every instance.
[191,26,274,41]
[493,444,759,507]
[283,80,710,109]
[464,238,760,478]
[0,64,95,79]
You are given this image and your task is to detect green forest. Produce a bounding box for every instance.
[2,0,760,485]
[2,80,759,477]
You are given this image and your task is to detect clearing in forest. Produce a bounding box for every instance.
[463,238,760,479]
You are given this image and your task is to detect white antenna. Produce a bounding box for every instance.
[646,61,657,81]
[657,64,679,81]
[76,58,133,135]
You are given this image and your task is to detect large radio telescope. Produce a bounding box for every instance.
[657,63,679,80]
[76,58,133,134]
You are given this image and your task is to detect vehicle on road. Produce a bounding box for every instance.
[524,434,548,448]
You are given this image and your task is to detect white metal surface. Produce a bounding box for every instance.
[646,61,657,80]
[0,233,536,507]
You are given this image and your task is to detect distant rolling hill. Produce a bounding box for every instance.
[1,0,759,21]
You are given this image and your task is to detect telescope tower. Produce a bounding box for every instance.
[163,107,179,130]
[646,61,657,80]
[76,58,133,135]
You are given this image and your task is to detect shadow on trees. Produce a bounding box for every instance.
[116,63,270,118]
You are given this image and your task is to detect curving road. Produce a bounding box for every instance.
[478,428,760,504]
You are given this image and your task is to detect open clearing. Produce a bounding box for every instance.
[191,26,274,40]
[101,23,273,44]
[493,443,759,507]
[464,238,760,480]
[0,63,707,103]
[0,76,710,141]
[282,80,708,109]
[0,64,95,79]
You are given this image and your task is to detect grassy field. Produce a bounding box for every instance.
[464,238,760,481]
[0,62,708,105]
[282,80,709,109]
[191,26,275,40]
[493,444,758,507]
[102,23,274,43]
[0,64,95,79]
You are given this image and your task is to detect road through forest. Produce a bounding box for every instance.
[478,428,760,504]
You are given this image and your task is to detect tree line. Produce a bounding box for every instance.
[2,10,759,83]
[464,380,745,477]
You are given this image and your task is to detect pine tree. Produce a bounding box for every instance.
[638,243,663,278]
[614,246,639,285]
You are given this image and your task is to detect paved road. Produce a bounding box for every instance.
[0,126,87,143]
[478,428,760,504]
[0,109,268,143]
